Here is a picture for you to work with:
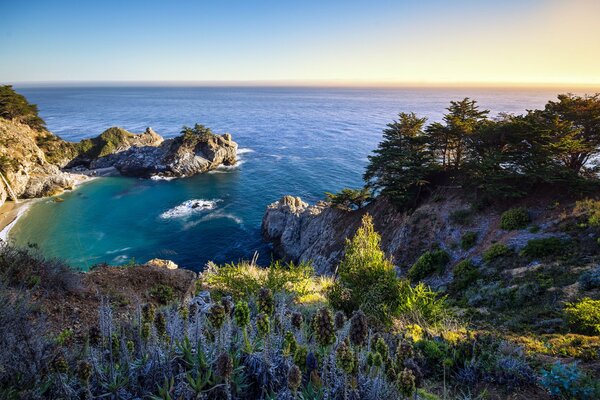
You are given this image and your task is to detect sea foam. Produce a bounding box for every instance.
[159,199,219,219]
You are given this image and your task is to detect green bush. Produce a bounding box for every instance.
[329,214,401,324]
[460,231,478,250]
[149,284,176,305]
[500,207,530,230]
[325,187,372,210]
[450,260,480,292]
[202,260,320,301]
[574,199,600,227]
[520,237,567,259]
[483,243,511,263]
[565,298,600,335]
[397,281,449,325]
[408,249,450,281]
[449,209,473,225]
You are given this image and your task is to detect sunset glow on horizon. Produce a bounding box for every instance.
[2,0,599,86]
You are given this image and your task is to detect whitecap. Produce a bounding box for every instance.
[112,255,129,264]
[208,160,245,173]
[150,175,176,181]
[106,247,132,254]
[159,199,219,219]
[181,211,243,230]
[237,148,254,155]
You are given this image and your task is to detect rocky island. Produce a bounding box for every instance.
[0,86,237,210]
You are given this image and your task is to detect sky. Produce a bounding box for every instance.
[1,0,599,86]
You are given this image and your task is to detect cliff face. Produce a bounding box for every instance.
[0,119,82,205]
[262,190,573,277]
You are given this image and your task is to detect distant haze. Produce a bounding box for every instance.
[1,0,599,86]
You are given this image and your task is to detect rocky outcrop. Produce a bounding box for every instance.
[262,190,573,276]
[0,119,83,204]
[0,119,238,207]
[145,258,178,270]
[68,127,237,178]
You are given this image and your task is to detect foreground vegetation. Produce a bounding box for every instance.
[1,209,599,399]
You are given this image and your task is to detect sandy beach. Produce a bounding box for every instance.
[0,200,31,241]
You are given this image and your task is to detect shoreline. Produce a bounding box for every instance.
[0,172,97,243]
[0,200,31,242]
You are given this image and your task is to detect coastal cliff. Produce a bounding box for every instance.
[262,190,585,277]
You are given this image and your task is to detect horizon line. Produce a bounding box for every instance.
[7,79,600,90]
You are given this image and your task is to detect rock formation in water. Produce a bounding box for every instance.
[0,120,238,207]
[262,190,576,276]
[67,126,238,178]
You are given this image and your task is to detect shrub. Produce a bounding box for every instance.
[202,260,321,301]
[450,260,480,292]
[449,209,473,225]
[408,249,450,281]
[329,214,402,324]
[460,232,478,250]
[325,187,372,210]
[579,266,600,290]
[482,243,511,263]
[520,237,567,259]
[564,298,600,335]
[500,207,530,230]
[574,199,600,227]
[149,284,176,305]
[397,281,449,325]
[541,362,600,399]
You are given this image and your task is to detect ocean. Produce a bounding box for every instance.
[8,86,578,271]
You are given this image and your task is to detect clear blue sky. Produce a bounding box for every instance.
[1,0,599,85]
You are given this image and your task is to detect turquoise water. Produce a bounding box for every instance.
[9,86,575,271]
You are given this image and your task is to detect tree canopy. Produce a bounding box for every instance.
[0,85,46,130]
[365,94,600,208]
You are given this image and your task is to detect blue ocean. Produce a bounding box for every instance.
[9,86,573,271]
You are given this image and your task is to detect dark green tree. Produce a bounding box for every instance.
[364,112,435,208]
[535,93,600,174]
[427,98,489,170]
[0,85,46,130]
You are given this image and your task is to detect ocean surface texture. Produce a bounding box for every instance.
[10,86,569,271]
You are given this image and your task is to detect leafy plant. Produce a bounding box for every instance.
[408,249,450,281]
[520,237,567,259]
[541,362,600,399]
[564,298,600,335]
[482,243,511,263]
[451,260,480,292]
[149,284,176,305]
[460,232,478,250]
[500,207,530,230]
[325,187,372,210]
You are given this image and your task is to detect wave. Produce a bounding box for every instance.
[237,148,254,155]
[182,211,243,230]
[150,175,176,181]
[208,160,246,174]
[106,247,132,254]
[159,199,220,219]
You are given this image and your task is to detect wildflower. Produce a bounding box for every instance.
[208,304,226,329]
[334,311,346,330]
[349,310,368,347]
[313,307,335,347]
[287,364,302,393]
[234,300,250,328]
[215,352,233,379]
[258,287,275,315]
[257,312,271,337]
